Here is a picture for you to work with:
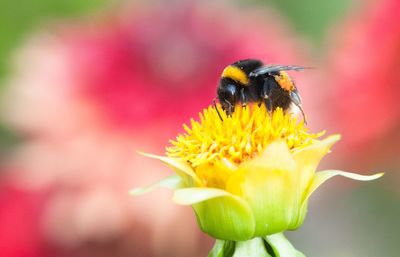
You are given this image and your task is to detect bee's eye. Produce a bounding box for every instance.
[220,84,237,100]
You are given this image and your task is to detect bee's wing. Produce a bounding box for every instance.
[249,65,310,77]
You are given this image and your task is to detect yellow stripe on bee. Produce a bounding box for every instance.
[274,71,295,92]
[221,65,250,85]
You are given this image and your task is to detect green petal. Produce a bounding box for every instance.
[173,187,236,205]
[130,175,182,195]
[304,170,384,203]
[227,141,297,236]
[294,170,383,229]
[174,188,255,240]
[138,152,202,186]
[265,233,306,257]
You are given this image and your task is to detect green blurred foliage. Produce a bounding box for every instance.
[241,0,348,50]
[0,0,107,78]
[258,0,351,48]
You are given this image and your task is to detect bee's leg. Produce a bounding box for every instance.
[261,78,273,112]
[290,90,307,124]
[240,88,247,107]
[264,96,272,112]
[224,99,234,115]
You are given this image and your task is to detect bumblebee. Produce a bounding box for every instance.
[215,59,307,122]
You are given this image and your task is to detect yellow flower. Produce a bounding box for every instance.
[132,105,382,242]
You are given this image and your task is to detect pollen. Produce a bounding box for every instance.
[166,104,322,168]
[274,71,295,91]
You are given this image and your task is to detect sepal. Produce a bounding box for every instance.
[208,240,235,257]
[265,233,305,257]
[232,238,272,257]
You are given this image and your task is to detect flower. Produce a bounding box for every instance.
[133,105,382,245]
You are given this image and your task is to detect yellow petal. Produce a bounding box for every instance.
[195,159,237,189]
[241,140,296,173]
[227,140,296,196]
[138,152,202,186]
[292,135,341,197]
[227,141,298,236]
[286,135,341,228]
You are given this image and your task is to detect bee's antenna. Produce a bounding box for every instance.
[213,98,224,121]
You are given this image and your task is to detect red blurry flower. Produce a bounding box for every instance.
[328,0,400,150]
[0,182,47,257]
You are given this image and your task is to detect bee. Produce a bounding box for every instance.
[215,59,307,123]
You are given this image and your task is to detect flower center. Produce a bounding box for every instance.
[166,104,322,188]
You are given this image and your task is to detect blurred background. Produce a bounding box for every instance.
[0,0,398,257]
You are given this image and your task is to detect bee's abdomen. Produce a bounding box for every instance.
[270,87,292,110]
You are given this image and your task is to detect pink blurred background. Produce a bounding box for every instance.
[0,0,398,257]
